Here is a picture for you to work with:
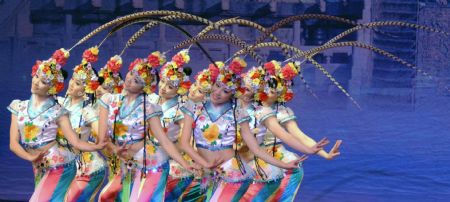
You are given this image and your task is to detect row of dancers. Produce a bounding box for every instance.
[8,46,341,201]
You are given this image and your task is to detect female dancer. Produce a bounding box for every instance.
[98,52,196,201]
[61,46,107,201]
[173,61,222,202]
[179,58,307,201]
[94,54,125,186]
[147,50,198,202]
[243,61,339,201]
[8,48,105,201]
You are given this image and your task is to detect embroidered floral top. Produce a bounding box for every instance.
[8,96,69,149]
[150,95,184,144]
[181,99,250,151]
[263,105,297,146]
[57,97,99,143]
[253,105,278,145]
[98,93,163,145]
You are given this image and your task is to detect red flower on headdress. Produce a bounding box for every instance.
[264,62,276,76]
[52,49,69,66]
[89,80,100,91]
[128,58,143,71]
[148,54,161,67]
[167,69,175,77]
[284,91,294,102]
[251,71,260,79]
[180,81,192,90]
[116,85,123,93]
[31,60,42,76]
[259,92,268,102]
[237,87,246,95]
[281,65,297,81]
[107,59,122,74]
[224,74,232,83]
[55,82,65,93]
[82,50,98,63]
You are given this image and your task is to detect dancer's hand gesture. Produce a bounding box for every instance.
[325,140,342,160]
[311,137,330,154]
[28,151,47,163]
[284,155,308,169]
[116,142,131,160]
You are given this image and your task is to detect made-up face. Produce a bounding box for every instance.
[124,71,144,94]
[95,85,112,99]
[239,78,254,103]
[210,82,233,105]
[158,78,178,100]
[67,77,85,98]
[264,87,278,105]
[188,82,206,103]
[31,74,52,96]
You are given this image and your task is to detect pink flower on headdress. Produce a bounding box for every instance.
[148,54,160,67]
[208,64,219,82]
[281,64,298,81]
[52,49,69,66]
[31,60,42,76]
[229,60,245,75]
[264,61,276,76]
[82,47,99,63]
[172,54,185,67]
[107,56,122,74]
[128,58,143,71]
[147,51,165,68]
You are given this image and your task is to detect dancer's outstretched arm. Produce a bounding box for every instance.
[264,116,329,154]
[285,120,341,160]
[240,121,305,169]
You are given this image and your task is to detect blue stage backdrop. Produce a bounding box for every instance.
[1,1,450,201]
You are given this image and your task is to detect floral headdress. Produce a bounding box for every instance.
[216,57,247,95]
[72,46,100,94]
[160,49,191,95]
[194,61,223,93]
[98,55,124,94]
[31,48,70,95]
[253,60,299,103]
[242,66,265,92]
[128,51,166,94]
